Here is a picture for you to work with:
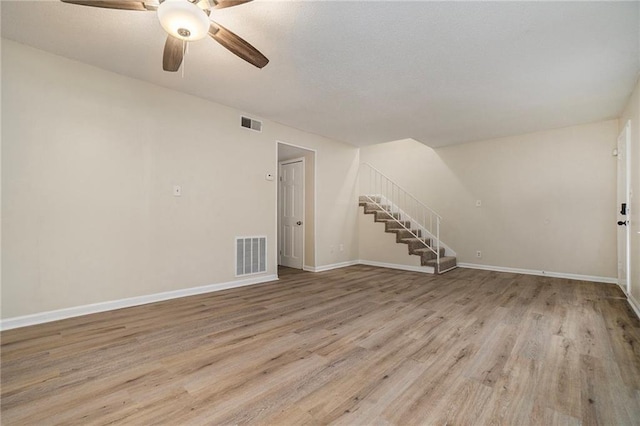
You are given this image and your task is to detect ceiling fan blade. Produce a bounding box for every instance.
[211,0,252,10]
[60,0,157,11]
[163,35,184,72]
[208,22,268,69]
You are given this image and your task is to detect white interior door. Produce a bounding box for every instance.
[617,121,631,294]
[279,159,304,269]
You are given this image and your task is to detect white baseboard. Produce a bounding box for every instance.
[0,274,278,331]
[310,260,617,283]
[457,263,617,284]
[358,260,435,274]
[627,292,640,320]
[304,260,434,274]
[303,261,359,272]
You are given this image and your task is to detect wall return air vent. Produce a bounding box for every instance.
[241,116,262,132]
[236,236,267,276]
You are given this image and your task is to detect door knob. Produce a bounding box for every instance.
[297,221,303,226]
[618,220,628,226]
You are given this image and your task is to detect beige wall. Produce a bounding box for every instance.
[619,77,640,304]
[360,121,619,278]
[1,40,358,319]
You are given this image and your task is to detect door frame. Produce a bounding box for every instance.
[278,157,305,269]
[617,120,631,294]
[276,140,317,271]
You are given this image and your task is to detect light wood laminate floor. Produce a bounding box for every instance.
[2,265,640,425]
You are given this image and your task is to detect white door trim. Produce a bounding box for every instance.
[617,120,631,294]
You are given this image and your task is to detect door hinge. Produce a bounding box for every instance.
[279,250,282,255]
[279,176,283,182]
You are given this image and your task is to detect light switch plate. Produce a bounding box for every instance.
[173,185,181,197]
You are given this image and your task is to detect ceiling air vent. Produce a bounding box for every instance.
[241,116,262,132]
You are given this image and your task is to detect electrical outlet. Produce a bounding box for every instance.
[476,250,482,258]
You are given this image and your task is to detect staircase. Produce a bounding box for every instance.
[359,163,457,274]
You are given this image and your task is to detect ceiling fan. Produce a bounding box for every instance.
[60,0,269,72]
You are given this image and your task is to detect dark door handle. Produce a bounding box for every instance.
[618,221,628,226]
[296,221,303,226]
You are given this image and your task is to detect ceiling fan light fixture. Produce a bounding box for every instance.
[157,0,210,41]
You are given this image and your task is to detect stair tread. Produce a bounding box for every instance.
[425,256,457,264]
[362,203,391,208]
[413,247,442,253]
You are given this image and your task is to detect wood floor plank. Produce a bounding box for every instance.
[464,321,519,387]
[382,341,478,424]
[600,297,640,389]
[474,355,543,425]
[536,335,582,419]
[2,265,639,425]
[425,376,494,425]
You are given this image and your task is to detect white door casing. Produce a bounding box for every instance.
[617,121,631,294]
[279,159,304,269]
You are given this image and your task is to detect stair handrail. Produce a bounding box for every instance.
[361,163,442,219]
[360,162,442,268]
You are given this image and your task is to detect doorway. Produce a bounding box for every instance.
[279,159,304,269]
[617,121,631,294]
[277,142,316,271]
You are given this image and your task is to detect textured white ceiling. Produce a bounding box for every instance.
[2,0,639,147]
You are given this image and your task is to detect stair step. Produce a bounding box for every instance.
[385,221,411,232]
[425,256,457,273]
[414,246,445,260]
[400,237,432,254]
[412,246,444,253]
[400,238,427,243]
[389,229,422,241]
[359,195,381,204]
[398,229,422,239]
[362,203,392,213]
[400,238,431,245]
[374,211,402,221]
